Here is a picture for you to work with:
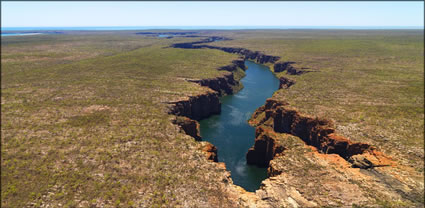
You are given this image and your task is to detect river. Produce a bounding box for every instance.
[199,60,279,192]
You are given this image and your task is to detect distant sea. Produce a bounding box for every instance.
[2,26,423,36]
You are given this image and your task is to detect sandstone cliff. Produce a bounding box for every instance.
[168,57,247,164]
[171,37,280,65]
[247,98,423,207]
[249,98,393,169]
[279,76,296,89]
[169,92,221,121]
[169,36,423,207]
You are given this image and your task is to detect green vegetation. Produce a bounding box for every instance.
[2,33,239,207]
[2,30,423,207]
[211,30,424,171]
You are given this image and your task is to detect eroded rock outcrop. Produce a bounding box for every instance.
[249,98,393,169]
[202,46,280,64]
[168,57,247,166]
[232,59,247,71]
[200,142,219,162]
[279,77,296,89]
[188,73,237,96]
[219,59,247,72]
[274,61,306,75]
[246,126,286,167]
[169,92,221,121]
[173,116,201,141]
[168,35,422,207]
[171,37,280,64]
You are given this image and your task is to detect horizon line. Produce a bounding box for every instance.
[3,25,424,27]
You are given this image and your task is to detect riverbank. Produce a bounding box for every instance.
[206,29,424,207]
[1,34,247,207]
[199,60,279,192]
[167,30,424,207]
[2,30,423,207]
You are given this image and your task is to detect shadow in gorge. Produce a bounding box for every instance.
[199,60,280,192]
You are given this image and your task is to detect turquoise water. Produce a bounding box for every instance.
[199,60,280,192]
[1,33,42,37]
[158,34,172,38]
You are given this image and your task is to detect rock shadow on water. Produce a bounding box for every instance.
[199,60,280,192]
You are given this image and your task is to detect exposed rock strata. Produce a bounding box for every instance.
[249,98,393,169]
[173,117,201,141]
[246,126,286,167]
[168,56,247,166]
[188,73,237,96]
[274,61,307,75]
[169,92,221,121]
[167,35,423,207]
[197,45,280,64]
[254,132,423,207]
[278,77,296,89]
[218,59,246,72]
[200,142,218,162]
[171,38,280,64]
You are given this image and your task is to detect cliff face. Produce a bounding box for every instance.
[219,59,246,72]
[171,38,280,65]
[173,117,201,141]
[168,36,423,207]
[201,142,219,162]
[168,57,247,166]
[200,45,281,64]
[246,98,424,207]
[188,73,237,96]
[274,61,306,75]
[169,92,221,121]
[249,98,392,168]
[278,77,296,89]
[246,126,286,167]
[168,61,245,120]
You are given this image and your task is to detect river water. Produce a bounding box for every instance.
[199,60,279,192]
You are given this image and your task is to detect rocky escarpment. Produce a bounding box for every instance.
[278,77,296,89]
[171,38,280,64]
[248,98,393,169]
[246,126,286,167]
[168,56,247,120]
[171,36,231,48]
[219,59,246,72]
[204,46,280,64]
[172,37,319,82]
[200,142,219,162]
[168,35,422,207]
[248,99,422,207]
[274,61,308,75]
[189,60,245,96]
[172,36,311,77]
[173,116,201,141]
[187,73,239,96]
[169,92,221,121]
[168,57,247,164]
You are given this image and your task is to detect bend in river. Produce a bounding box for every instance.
[200,60,279,192]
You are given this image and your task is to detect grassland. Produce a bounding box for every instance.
[2,30,424,207]
[2,33,241,207]
[209,30,424,172]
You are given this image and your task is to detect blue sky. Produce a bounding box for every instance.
[1,1,424,27]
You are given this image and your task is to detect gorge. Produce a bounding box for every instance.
[199,60,280,191]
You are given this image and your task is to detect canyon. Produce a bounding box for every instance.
[3,30,422,208]
[166,35,423,207]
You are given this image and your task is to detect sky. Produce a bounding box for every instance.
[1,1,424,28]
